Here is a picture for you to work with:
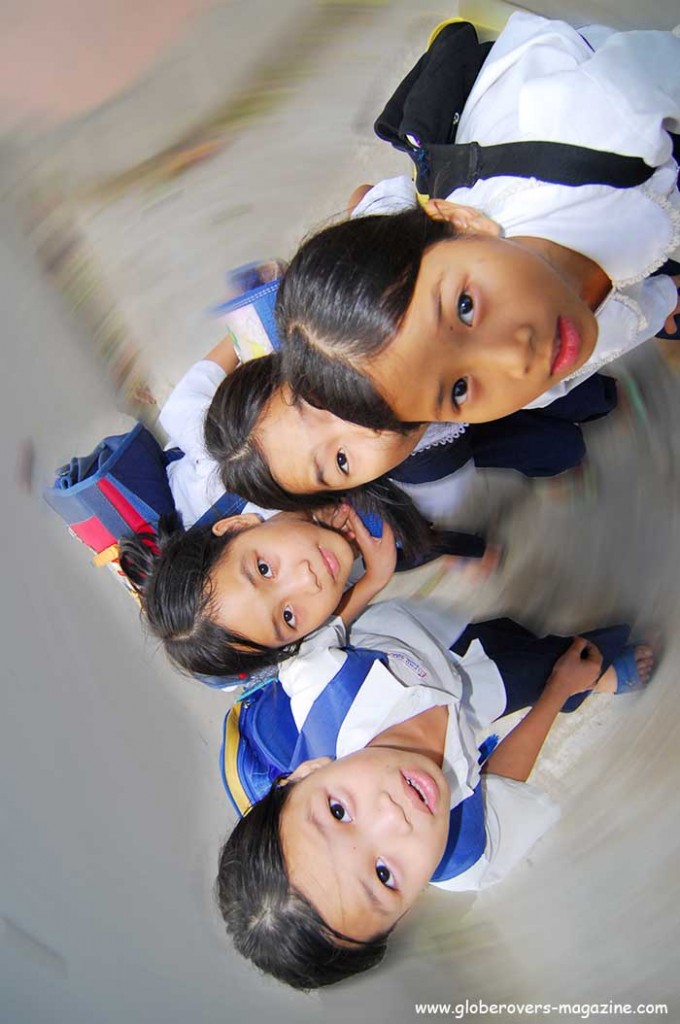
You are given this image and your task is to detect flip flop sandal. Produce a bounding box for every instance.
[611,646,650,694]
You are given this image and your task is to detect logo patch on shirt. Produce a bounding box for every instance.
[389,651,428,680]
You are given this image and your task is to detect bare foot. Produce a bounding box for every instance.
[594,644,655,694]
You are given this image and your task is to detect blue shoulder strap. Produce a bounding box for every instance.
[429,737,497,881]
[430,783,486,881]
[221,647,387,814]
[291,647,387,765]
[194,490,248,529]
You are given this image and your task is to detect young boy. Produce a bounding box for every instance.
[217,599,654,988]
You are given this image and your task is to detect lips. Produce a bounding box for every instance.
[401,769,439,815]
[550,316,582,376]
[319,546,339,583]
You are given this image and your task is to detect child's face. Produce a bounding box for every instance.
[279,746,450,941]
[255,386,421,493]
[353,234,599,423]
[209,511,355,648]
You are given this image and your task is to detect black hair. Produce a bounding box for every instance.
[119,511,297,677]
[277,205,456,431]
[216,781,390,989]
[204,350,434,562]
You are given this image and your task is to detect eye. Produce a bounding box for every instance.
[457,292,474,326]
[451,378,469,409]
[328,798,352,823]
[257,560,273,579]
[336,450,349,476]
[376,860,396,890]
[283,606,296,629]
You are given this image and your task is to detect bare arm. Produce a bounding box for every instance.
[484,638,603,783]
[203,335,240,374]
[328,506,397,628]
[347,183,374,215]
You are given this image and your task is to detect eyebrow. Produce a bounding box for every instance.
[434,382,446,418]
[432,277,447,418]
[309,806,392,920]
[239,555,286,645]
[360,879,392,918]
[313,456,330,489]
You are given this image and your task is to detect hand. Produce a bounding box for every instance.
[545,637,603,702]
[312,502,352,531]
[346,507,397,590]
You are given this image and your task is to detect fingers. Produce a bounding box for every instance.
[344,506,370,550]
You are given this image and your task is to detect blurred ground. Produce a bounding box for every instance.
[2,2,680,1022]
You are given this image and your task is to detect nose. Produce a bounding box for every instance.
[373,790,411,838]
[284,558,321,595]
[479,322,534,379]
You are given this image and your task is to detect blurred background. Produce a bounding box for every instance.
[2,2,680,1022]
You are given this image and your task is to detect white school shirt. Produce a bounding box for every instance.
[353,12,680,408]
[160,359,476,528]
[279,600,560,891]
[160,360,273,527]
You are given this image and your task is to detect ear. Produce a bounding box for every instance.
[211,513,263,537]
[281,756,333,786]
[423,199,502,238]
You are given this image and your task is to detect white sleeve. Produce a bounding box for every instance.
[516,24,680,166]
[158,360,226,457]
[351,175,418,218]
[633,274,679,338]
[432,775,561,892]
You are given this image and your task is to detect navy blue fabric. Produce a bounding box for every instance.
[468,374,618,477]
[469,413,585,477]
[451,618,630,715]
[537,373,618,423]
[195,490,248,528]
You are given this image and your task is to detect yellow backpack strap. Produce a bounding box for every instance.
[92,543,120,568]
[427,16,466,50]
[222,704,253,817]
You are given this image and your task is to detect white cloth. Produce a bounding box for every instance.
[159,360,274,527]
[279,600,559,891]
[353,12,680,407]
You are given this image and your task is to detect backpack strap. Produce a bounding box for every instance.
[430,782,487,880]
[290,647,388,764]
[220,647,388,814]
[375,19,653,201]
[422,139,654,199]
[194,490,248,529]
